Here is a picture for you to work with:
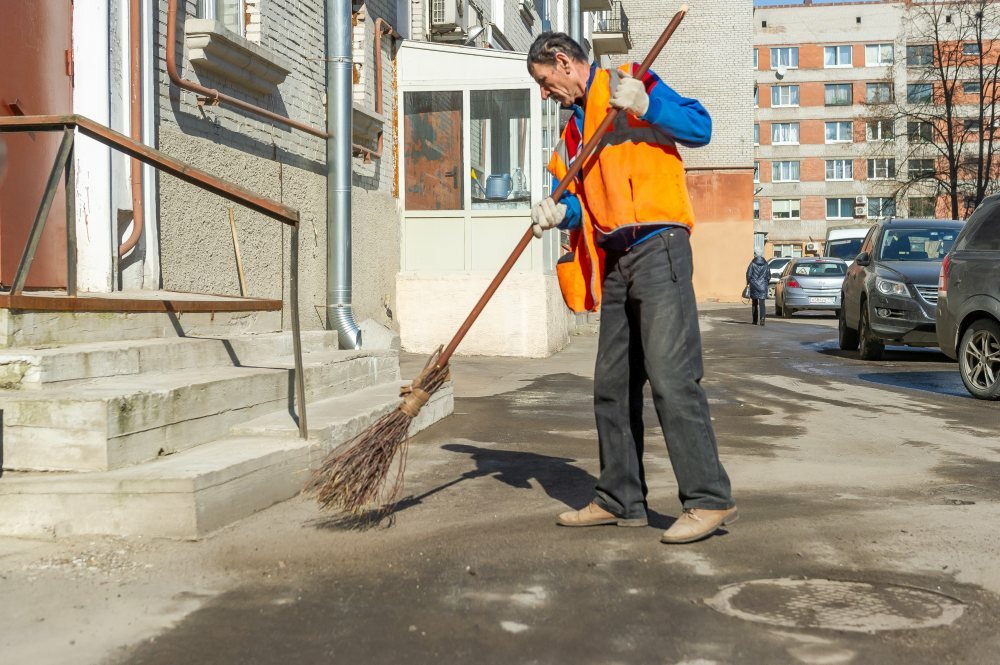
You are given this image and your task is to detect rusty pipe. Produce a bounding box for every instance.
[166,0,329,139]
[352,130,383,161]
[373,17,400,116]
[120,0,144,257]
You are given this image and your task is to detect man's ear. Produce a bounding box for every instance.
[554,51,572,73]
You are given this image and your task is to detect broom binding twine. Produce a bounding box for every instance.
[398,385,430,418]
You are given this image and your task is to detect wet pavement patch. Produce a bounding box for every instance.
[706,578,965,633]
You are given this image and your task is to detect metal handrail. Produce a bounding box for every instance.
[0,114,308,438]
[595,1,629,34]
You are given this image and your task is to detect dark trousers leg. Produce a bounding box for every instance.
[753,298,766,324]
[594,230,734,513]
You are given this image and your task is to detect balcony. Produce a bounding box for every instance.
[591,1,632,57]
[581,0,612,11]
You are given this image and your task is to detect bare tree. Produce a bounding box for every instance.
[865,0,1000,219]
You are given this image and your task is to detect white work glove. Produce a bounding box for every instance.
[609,70,650,117]
[531,197,567,239]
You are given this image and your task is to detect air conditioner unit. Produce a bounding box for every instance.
[854,205,868,218]
[431,0,468,32]
[806,242,818,251]
[855,195,868,204]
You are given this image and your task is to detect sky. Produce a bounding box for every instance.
[753,0,883,5]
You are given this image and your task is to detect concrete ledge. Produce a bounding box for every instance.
[0,381,453,539]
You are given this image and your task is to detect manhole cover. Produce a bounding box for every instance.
[707,578,965,633]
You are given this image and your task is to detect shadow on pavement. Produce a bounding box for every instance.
[858,370,971,398]
[308,443,598,532]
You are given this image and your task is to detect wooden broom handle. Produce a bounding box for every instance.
[436,6,689,368]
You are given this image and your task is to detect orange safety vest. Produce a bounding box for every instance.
[550,64,696,313]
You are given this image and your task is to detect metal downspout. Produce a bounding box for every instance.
[326,0,362,349]
[569,0,582,44]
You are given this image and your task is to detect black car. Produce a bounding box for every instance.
[839,218,963,359]
[936,193,1000,399]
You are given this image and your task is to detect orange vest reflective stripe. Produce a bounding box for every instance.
[549,64,695,313]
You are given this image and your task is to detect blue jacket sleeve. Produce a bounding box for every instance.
[551,176,582,231]
[638,69,712,148]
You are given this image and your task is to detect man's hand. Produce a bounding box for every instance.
[531,197,567,239]
[609,70,649,117]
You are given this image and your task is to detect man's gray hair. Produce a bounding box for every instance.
[527,32,588,69]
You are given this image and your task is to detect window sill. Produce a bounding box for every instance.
[353,104,386,150]
[185,19,293,94]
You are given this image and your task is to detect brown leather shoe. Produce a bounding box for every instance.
[660,507,738,544]
[557,502,648,527]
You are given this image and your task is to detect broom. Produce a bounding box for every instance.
[306,6,690,515]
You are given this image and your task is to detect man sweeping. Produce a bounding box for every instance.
[526,32,736,544]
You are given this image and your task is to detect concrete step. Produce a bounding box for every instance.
[0,349,400,472]
[0,331,339,389]
[0,380,454,538]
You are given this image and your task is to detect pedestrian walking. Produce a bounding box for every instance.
[746,250,770,326]
[526,32,736,544]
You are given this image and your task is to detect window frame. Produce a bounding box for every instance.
[771,84,800,108]
[963,81,982,94]
[824,45,853,68]
[867,158,896,180]
[906,120,933,142]
[772,160,801,183]
[868,197,896,218]
[825,83,853,106]
[907,158,935,180]
[770,47,800,70]
[963,42,981,56]
[866,119,894,142]
[825,120,853,143]
[907,82,933,104]
[866,82,893,104]
[771,122,800,145]
[865,43,894,66]
[908,196,936,218]
[826,197,855,220]
[825,159,854,181]
[754,161,760,183]
[199,0,247,36]
[772,199,802,220]
[906,44,933,67]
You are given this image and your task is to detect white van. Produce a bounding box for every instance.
[824,226,872,265]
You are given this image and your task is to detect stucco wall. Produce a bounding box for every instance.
[155,0,401,331]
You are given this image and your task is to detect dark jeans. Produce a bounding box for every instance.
[592,229,734,520]
[752,298,766,324]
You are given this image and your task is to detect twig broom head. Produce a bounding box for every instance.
[305,348,450,515]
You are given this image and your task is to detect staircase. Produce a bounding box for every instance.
[0,310,453,539]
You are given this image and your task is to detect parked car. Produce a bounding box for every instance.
[774,258,848,318]
[825,225,871,267]
[767,257,792,298]
[839,218,963,359]
[936,193,1000,399]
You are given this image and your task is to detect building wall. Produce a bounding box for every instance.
[155,0,400,332]
[607,0,755,301]
[754,1,906,258]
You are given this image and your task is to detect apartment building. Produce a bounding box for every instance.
[754,0,910,259]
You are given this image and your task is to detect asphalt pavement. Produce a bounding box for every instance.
[2,305,998,665]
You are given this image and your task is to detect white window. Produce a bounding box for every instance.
[827,198,855,219]
[771,85,800,107]
[825,45,852,68]
[754,161,760,183]
[754,48,758,69]
[773,199,801,220]
[867,119,893,141]
[199,0,246,36]
[826,159,854,181]
[867,158,896,180]
[963,42,981,56]
[771,47,799,69]
[754,86,759,108]
[772,161,800,182]
[825,121,853,143]
[865,43,894,66]
[754,123,760,145]
[868,197,896,218]
[772,122,800,144]
[773,243,802,258]
[754,199,760,221]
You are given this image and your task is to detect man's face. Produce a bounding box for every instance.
[529,53,587,106]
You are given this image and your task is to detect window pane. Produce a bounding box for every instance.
[404,91,464,211]
[962,198,1000,250]
[866,83,892,104]
[909,197,936,217]
[907,83,933,103]
[866,43,893,65]
[869,197,896,218]
[963,42,981,55]
[825,84,852,106]
[963,81,981,94]
[907,45,932,66]
[469,89,531,210]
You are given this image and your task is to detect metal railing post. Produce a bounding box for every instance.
[12,127,75,295]
[290,222,308,438]
[65,132,77,296]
